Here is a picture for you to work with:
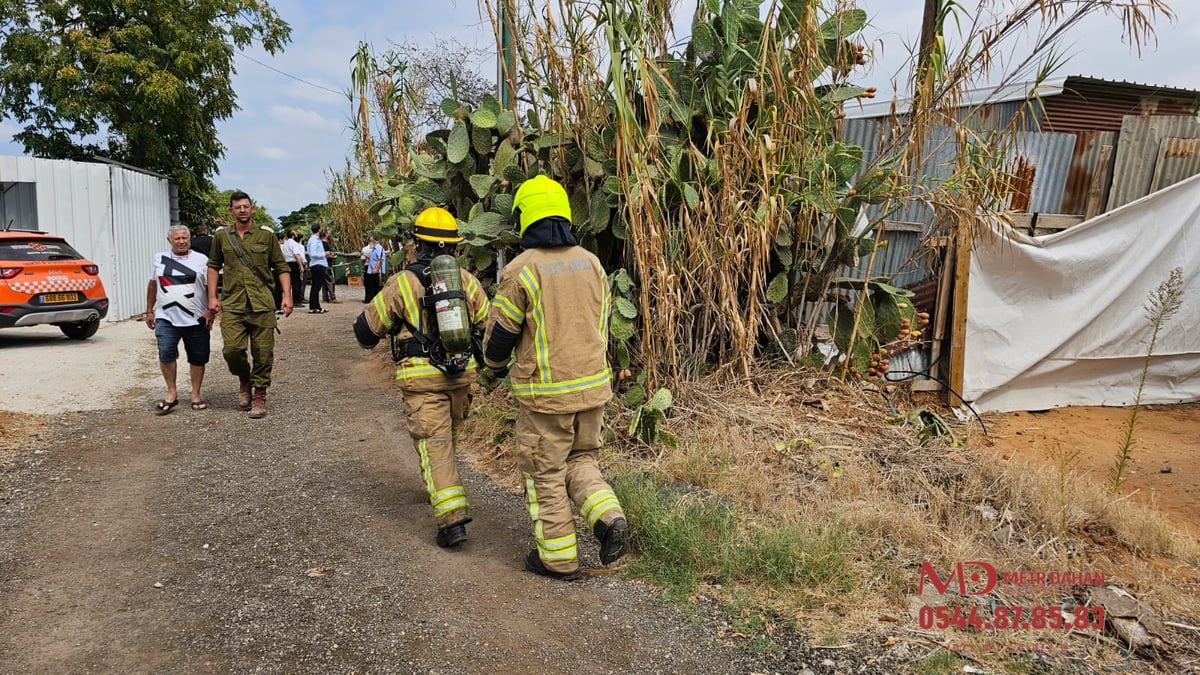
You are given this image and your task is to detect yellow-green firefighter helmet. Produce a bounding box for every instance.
[413,206,463,244]
[512,175,571,235]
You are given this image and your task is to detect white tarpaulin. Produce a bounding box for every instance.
[963,173,1200,413]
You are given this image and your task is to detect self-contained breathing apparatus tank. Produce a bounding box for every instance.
[428,254,471,355]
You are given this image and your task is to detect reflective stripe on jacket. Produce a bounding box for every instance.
[365,266,490,392]
[484,246,612,414]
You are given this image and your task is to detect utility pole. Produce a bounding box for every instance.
[497,0,517,110]
[915,0,941,110]
[495,0,517,278]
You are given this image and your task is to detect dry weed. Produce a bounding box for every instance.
[460,369,1200,665]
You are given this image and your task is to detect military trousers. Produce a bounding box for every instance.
[220,310,277,389]
[514,405,625,574]
[403,387,471,528]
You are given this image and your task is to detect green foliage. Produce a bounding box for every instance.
[828,278,920,377]
[0,0,292,227]
[204,188,276,230]
[358,0,891,382]
[611,472,859,603]
[1111,267,1185,492]
[628,387,676,447]
[891,408,962,447]
[278,203,329,232]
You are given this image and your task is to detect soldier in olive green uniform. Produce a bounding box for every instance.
[206,191,292,418]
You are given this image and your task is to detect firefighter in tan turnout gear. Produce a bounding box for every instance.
[481,175,628,580]
[352,208,490,548]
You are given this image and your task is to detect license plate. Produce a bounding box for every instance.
[40,292,82,304]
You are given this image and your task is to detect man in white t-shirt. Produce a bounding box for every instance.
[146,224,214,414]
[282,230,307,310]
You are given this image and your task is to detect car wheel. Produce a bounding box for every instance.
[60,317,100,340]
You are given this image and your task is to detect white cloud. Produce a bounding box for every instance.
[268,105,343,135]
[257,146,292,160]
[284,81,345,105]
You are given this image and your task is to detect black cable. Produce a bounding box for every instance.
[882,368,991,439]
[236,51,344,96]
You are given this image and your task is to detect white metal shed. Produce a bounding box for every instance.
[1,155,172,322]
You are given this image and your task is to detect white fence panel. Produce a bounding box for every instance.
[110,167,172,321]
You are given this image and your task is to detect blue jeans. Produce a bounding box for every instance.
[155,319,211,365]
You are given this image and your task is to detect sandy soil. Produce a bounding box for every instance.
[983,404,1200,536]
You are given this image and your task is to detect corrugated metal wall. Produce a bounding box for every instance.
[1152,137,1200,192]
[1007,133,1077,213]
[1107,115,1200,211]
[1060,131,1117,215]
[1,180,40,230]
[110,167,172,322]
[1041,78,1197,133]
[0,156,170,322]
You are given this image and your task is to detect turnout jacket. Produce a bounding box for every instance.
[358,266,490,393]
[483,236,612,414]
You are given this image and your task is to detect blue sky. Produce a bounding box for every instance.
[2,1,1198,220]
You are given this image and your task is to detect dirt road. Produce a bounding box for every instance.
[0,300,802,674]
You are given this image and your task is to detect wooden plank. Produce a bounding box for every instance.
[1084,144,1113,220]
[880,219,926,233]
[912,380,944,392]
[1007,213,1083,234]
[927,239,954,382]
[1147,138,1171,194]
[947,215,973,407]
[1033,214,1085,231]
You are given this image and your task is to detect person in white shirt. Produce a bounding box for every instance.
[363,234,387,303]
[280,230,307,315]
[146,224,214,414]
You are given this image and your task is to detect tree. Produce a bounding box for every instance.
[278,202,328,231]
[0,0,291,226]
[204,189,275,230]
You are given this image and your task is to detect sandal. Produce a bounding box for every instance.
[308,308,328,314]
[155,399,179,415]
[190,401,208,411]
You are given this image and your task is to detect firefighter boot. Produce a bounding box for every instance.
[436,518,471,548]
[249,388,268,419]
[524,550,580,581]
[237,376,253,411]
[594,517,628,565]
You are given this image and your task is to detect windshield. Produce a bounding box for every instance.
[0,238,84,262]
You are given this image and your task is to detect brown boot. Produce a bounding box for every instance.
[238,377,252,410]
[249,388,267,419]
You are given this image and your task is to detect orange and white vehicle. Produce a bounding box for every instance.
[0,228,109,339]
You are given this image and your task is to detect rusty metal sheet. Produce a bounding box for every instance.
[1107,115,1200,211]
[1148,137,1200,192]
[1061,131,1117,215]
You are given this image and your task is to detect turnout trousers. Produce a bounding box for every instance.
[220,309,277,389]
[402,387,471,528]
[514,405,625,574]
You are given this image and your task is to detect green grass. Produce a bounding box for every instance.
[611,472,859,605]
[911,649,961,674]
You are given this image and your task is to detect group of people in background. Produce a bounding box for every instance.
[147,191,291,419]
[147,195,389,417]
